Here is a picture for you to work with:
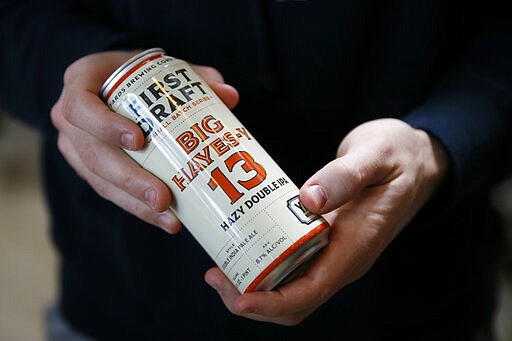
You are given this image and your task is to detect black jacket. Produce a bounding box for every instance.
[1,1,512,339]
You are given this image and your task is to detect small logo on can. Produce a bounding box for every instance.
[287,195,320,225]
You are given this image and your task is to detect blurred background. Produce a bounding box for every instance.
[0,111,511,340]
[0,113,56,341]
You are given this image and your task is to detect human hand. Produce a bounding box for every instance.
[205,118,448,325]
[50,51,239,233]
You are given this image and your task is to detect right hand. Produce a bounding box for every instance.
[50,51,239,233]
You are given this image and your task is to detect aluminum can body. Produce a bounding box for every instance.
[100,48,329,293]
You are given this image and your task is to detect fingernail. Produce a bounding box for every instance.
[144,188,156,209]
[121,133,135,149]
[158,211,177,233]
[308,184,327,211]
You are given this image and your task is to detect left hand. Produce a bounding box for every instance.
[205,118,448,325]
[50,51,239,233]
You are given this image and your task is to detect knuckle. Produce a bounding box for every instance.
[93,110,111,136]
[333,159,362,192]
[63,57,88,84]
[377,144,395,162]
[62,64,75,84]
[59,93,76,122]
[402,172,418,187]
[395,173,417,194]
[80,147,101,174]
[119,172,141,197]
[96,108,124,139]
[50,102,63,129]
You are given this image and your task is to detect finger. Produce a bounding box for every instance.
[208,82,239,109]
[299,151,395,214]
[58,89,145,150]
[57,133,182,233]
[193,65,225,83]
[58,51,146,150]
[63,50,142,90]
[205,252,337,326]
[234,281,316,325]
[192,65,240,109]
[206,270,326,325]
[57,113,172,213]
[204,267,242,314]
[204,269,302,325]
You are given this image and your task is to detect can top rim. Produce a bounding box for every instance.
[100,48,166,100]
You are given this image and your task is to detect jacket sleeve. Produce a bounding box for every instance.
[0,0,142,133]
[403,16,512,204]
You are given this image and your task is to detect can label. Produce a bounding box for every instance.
[102,49,329,293]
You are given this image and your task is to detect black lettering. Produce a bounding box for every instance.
[175,68,192,82]
[139,91,153,106]
[150,104,172,122]
[191,81,207,95]
[166,93,187,112]
[126,98,154,138]
[163,73,181,89]
[220,221,229,232]
[147,81,166,101]
[179,85,195,101]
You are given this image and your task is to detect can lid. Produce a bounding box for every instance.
[100,48,166,101]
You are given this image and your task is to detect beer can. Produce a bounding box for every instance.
[100,48,330,293]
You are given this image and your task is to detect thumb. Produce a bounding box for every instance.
[299,152,391,214]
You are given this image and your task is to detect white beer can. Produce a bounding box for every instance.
[100,48,330,293]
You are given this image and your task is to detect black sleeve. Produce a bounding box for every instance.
[403,9,512,204]
[0,0,142,133]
